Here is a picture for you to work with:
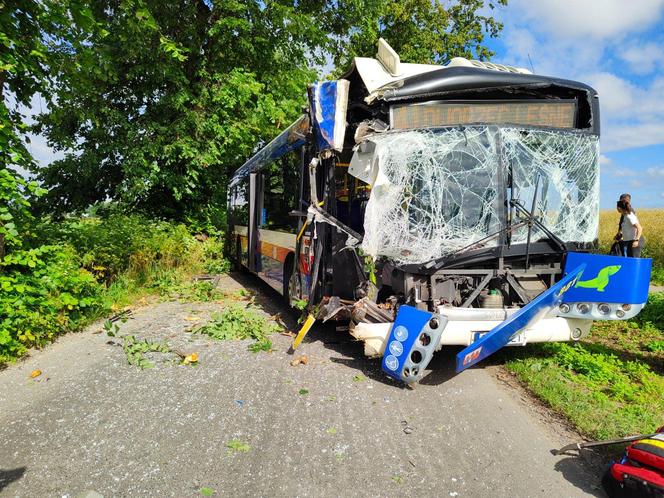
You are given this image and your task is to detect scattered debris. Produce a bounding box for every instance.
[29,369,41,379]
[192,274,221,288]
[326,427,337,435]
[290,355,309,367]
[109,309,132,323]
[401,420,415,434]
[352,374,366,382]
[280,331,296,337]
[234,400,244,407]
[182,353,198,365]
[199,487,215,497]
[299,388,309,395]
[391,476,403,484]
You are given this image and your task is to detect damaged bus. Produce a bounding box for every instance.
[228,39,652,384]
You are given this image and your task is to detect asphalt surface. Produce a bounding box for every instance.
[0,273,604,497]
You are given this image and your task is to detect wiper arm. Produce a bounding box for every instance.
[510,198,567,253]
[422,220,529,271]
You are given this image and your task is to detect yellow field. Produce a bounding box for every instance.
[599,208,664,274]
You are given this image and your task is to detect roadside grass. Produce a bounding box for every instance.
[504,291,664,440]
[1,214,230,366]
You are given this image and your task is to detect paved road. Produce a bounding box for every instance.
[0,274,604,497]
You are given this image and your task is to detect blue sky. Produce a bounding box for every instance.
[22,0,664,209]
[485,0,664,208]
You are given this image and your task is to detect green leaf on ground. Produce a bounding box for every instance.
[226,439,251,455]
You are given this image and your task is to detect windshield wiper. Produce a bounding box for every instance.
[509,197,567,255]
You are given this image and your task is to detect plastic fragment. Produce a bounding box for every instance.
[182,353,198,364]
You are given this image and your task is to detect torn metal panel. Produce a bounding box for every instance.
[307,80,350,152]
[343,57,441,95]
[348,140,378,184]
[352,126,599,265]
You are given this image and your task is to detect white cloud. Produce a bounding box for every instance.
[495,2,664,153]
[646,166,664,176]
[602,122,664,152]
[585,72,636,115]
[599,154,613,165]
[513,0,664,40]
[618,42,664,75]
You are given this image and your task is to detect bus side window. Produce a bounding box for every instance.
[229,178,249,226]
[263,149,300,231]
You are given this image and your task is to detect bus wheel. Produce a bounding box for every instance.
[283,254,300,307]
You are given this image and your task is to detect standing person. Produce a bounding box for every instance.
[616,199,643,257]
[615,193,631,237]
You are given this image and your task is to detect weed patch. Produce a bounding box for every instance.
[226,439,251,455]
[194,305,278,352]
[121,335,172,369]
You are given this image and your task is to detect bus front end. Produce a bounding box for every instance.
[281,40,653,384]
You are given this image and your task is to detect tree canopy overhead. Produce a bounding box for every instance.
[3,0,508,224]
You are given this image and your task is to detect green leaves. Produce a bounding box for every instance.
[226,439,251,455]
[0,244,103,359]
[159,35,188,62]
[195,305,279,352]
[122,335,171,369]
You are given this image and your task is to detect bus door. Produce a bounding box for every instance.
[248,172,264,273]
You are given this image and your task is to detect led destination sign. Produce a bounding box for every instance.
[391,100,577,130]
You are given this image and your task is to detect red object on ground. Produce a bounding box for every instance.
[603,429,664,497]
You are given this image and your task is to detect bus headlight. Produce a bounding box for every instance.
[559,303,570,314]
[616,309,625,318]
[598,303,611,315]
[571,328,583,340]
[621,304,632,311]
[576,303,590,314]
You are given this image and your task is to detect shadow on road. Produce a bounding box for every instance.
[554,456,606,497]
[0,467,26,492]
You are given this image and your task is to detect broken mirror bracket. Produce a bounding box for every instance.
[381,306,447,384]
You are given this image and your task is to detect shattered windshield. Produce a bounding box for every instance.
[358,126,599,264]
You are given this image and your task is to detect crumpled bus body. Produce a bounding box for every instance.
[228,41,652,384]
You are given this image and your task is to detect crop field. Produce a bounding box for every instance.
[598,208,664,283]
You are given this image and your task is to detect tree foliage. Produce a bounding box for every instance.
[14,0,507,223]
[326,0,507,69]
